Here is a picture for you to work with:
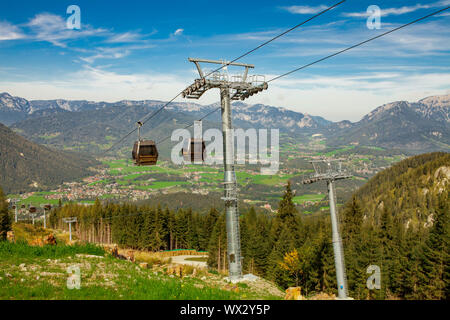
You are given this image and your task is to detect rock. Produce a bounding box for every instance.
[75,254,104,259]
[284,287,305,300]
[224,284,239,293]
[6,231,14,242]
[309,292,336,300]
[127,250,135,263]
[43,234,57,245]
[5,273,12,278]
[139,262,149,269]
[242,274,259,282]
[165,265,183,278]
[36,276,40,280]
[30,238,44,247]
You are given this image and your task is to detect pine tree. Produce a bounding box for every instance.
[267,223,297,287]
[378,206,395,299]
[0,187,11,241]
[417,191,449,300]
[207,213,227,272]
[342,195,363,244]
[278,181,298,222]
[271,181,300,246]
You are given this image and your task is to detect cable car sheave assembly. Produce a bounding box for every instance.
[182,58,268,101]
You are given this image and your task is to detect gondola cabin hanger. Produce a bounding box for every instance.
[132,121,158,166]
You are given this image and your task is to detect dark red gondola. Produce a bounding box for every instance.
[29,206,37,214]
[182,138,206,163]
[132,122,158,166]
[43,204,52,211]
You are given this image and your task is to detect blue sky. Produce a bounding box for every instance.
[0,0,449,121]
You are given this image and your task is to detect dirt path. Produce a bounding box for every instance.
[171,255,208,268]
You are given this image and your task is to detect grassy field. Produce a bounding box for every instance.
[293,194,325,204]
[0,241,282,300]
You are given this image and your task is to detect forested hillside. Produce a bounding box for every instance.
[354,152,449,228]
[47,153,449,299]
[0,123,98,194]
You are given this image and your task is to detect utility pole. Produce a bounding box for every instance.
[302,159,351,299]
[183,58,268,281]
[63,217,77,242]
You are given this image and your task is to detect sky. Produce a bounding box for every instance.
[0,0,449,121]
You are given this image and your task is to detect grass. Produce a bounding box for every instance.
[293,194,325,204]
[17,195,60,206]
[0,242,281,300]
[135,181,189,190]
[316,145,356,157]
[185,257,208,262]
[0,241,105,260]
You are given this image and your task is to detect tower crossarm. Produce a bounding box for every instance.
[182,58,268,101]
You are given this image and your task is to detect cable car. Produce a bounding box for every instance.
[132,122,158,166]
[21,204,26,209]
[182,138,206,163]
[29,206,37,214]
[43,204,52,211]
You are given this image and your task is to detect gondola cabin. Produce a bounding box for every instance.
[44,204,52,211]
[182,138,206,163]
[132,140,158,166]
[29,206,37,214]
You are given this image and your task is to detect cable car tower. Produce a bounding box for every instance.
[182,58,268,281]
[302,159,351,299]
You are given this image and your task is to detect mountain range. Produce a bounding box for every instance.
[1,92,449,154]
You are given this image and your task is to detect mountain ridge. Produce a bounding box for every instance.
[1,92,449,153]
[0,122,98,194]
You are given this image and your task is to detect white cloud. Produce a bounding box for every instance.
[0,21,26,40]
[2,66,450,122]
[173,28,184,36]
[0,65,190,103]
[343,1,450,18]
[105,30,157,43]
[106,32,143,43]
[79,44,155,64]
[26,13,107,47]
[243,72,450,121]
[282,5,328,15]
[344,4,431,18]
